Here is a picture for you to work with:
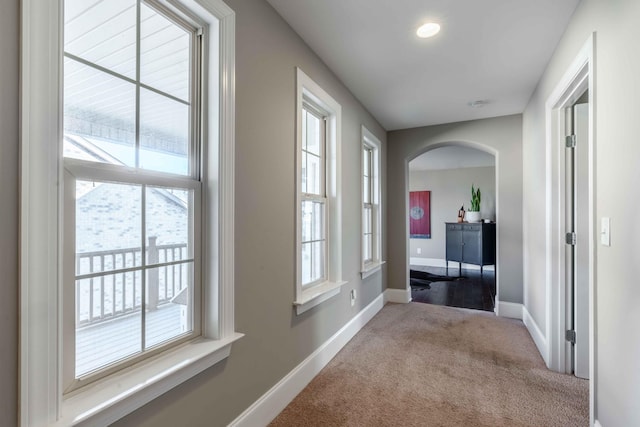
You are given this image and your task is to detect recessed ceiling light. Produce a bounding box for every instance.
[417,22,441,38]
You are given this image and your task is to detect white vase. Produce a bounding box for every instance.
[466,211,481,223]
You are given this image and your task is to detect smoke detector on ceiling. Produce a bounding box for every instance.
[468,100,489,108]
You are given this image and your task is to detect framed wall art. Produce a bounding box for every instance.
[409,190,431,238]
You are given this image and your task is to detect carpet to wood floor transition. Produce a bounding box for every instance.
[270,303,588,427]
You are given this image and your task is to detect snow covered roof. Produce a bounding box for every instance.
[67,134,189,254]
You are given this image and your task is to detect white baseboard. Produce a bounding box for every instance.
[383,287,411,304]
[409,257,495,272]
[409,257,442,267]
[522,306,549,366]
[229,293,385,427]
[495,299,523,320]
[595,420,602,427]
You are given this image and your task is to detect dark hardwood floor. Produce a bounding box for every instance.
[409,265,496,312]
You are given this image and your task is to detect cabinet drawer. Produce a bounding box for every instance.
[463,224,481,231]
[447,224,462,231]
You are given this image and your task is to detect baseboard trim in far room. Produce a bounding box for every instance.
[409,257,495,272]
[495,299,523,320]
[383,287,412,304]
[595,420,603,427]
[228,293,385,427]
[522,306,549,366]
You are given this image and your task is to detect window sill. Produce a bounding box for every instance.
[57,333,244,427]
[294,280,347,315]
[361,261,386,279]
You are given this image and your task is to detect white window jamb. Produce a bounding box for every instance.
[294,67,346,314]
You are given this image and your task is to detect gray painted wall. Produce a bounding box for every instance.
[114,0,388,425]
[409,167,496,260]
[523,0,640,424]
[387,115,523,304]
[0,1,19,426]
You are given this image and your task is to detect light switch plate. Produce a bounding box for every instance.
[601,217,610,246]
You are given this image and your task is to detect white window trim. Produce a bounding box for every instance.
[360,126,384,279]
[20,1,241,426]
[294,68,346,315]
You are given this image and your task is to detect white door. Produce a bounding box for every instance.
[566,102,590,379]
[573,102,589,379]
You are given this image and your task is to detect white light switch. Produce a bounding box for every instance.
[601,217,610,246]
[417,248,422,255]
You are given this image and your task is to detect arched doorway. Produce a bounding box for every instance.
[385,115,523,319]
[405,141,500,312]
[408,144,497,311]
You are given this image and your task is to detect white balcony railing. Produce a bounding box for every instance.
[76,238,189,328]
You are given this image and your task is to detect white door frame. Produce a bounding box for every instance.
[544,33,596,424]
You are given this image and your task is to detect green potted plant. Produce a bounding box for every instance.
[466,185,481,222]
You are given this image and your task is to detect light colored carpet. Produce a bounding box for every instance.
[270,303,588,426]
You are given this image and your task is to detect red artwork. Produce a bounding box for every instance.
[409,191,431,238]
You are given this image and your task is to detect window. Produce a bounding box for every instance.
[300,104,327,286]
[294,68,346,314]
[63,0,201,389]
[361,126,383,278]
[363,146,374,263]
[21,0,238,425]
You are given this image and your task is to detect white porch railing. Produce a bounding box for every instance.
[76,237,188,327]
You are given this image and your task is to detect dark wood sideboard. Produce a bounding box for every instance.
[445,222,496,275]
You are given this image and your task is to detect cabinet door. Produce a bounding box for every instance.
[482,224,496,265]
[462,225,481,265]
[446,224,462,262]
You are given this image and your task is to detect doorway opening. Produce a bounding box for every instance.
[544,33,594,423]
[408,145,497,312]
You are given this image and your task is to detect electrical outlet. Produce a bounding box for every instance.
[417,247,422,255]
[350,289,356,306]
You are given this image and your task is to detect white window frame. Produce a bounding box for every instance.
[300,103,328,287]
[294,67,346,315]
[20,1,240,426]
[62,3,204,392]
[361,126,384,279]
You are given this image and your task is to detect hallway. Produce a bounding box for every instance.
[271,302,588,426]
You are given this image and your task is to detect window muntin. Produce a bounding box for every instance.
[300,105,327,287]
[63,0,200,385]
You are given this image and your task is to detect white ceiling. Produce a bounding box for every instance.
[266,0,579,130]
[409,146,495,171]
